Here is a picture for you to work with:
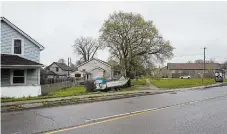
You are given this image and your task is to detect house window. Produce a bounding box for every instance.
[56,67,59,72]
[13,70,25,84]
[13,39,23,54]
[75,74,81,77]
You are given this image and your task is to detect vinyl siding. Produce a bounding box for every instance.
[26,69,39,85]
[1,69,10,86]
[1,21,40,62]
[78,59,112,79]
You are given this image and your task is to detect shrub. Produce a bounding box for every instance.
[84,80,96,92]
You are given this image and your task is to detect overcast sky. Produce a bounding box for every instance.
[2,1,227,66]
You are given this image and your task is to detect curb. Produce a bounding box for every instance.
[188,83,227,90]
[204,83,227,88]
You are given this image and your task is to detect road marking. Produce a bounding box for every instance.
[44,94,227,134]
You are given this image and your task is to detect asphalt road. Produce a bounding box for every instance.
[2,86,227,134]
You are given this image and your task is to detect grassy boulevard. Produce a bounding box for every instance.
[150,78,218,89]
[1,79,147,103]
[1,78,226,103]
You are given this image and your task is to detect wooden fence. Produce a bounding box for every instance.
[41,81,79,94]
[41,78,85,94]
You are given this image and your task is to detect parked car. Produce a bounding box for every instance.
[179,75,191,79]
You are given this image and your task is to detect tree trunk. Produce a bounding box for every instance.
[126,71,131,87]
[127,78,131,87]
[126,70,131,78]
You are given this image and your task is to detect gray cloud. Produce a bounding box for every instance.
[2,1,227,66]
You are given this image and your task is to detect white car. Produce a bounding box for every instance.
[180,75,191,79]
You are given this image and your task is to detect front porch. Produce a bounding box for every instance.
[1,54,43,98]
[1,68,41,98]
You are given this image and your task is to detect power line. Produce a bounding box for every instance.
[173,54,203,58]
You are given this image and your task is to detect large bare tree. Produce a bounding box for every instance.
[73,37,102,62]
[99,11,173,78]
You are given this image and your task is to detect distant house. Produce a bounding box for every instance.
[45,62,75,78]
[167,63,222,78]
[70,70,91,81]
[41,68,58,79]
[71,58,112,80]
[1,17,44,97]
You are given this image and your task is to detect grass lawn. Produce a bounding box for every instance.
[1,86,88,103]
[120,78,147,91]
[131,79,147,86]
[150,78,217,89]
[47,86,86,97]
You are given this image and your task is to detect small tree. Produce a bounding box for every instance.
[223,61,227,69]
[58,58,65,64]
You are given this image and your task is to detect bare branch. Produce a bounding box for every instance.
[73,37,102,62]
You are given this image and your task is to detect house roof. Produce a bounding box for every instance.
[167,63,222,70]
[55,62,72,71]
[76,58,111,68]
[46,62,73,71]
[1,17,44,50]
[41,69,56,75]
[92,67,106,71]
[1,54,43,66]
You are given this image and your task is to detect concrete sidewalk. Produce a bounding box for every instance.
[1,89,164,107]
[145,79,159,90]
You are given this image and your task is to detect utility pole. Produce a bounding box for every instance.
[69,58,71,67]
[68,57,70,76]
[202,47,206,83]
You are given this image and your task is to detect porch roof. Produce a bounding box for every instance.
[1,54,43,67]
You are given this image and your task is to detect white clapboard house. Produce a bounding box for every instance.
[1,17,44,98]
[70,58,112,80]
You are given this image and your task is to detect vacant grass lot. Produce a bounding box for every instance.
[150,78,217,89]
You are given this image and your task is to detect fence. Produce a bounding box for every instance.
[41,77,70,85]
[41,81,79,94]
[41,77,85,94]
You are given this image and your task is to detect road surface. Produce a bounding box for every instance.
[2,86,227,134]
